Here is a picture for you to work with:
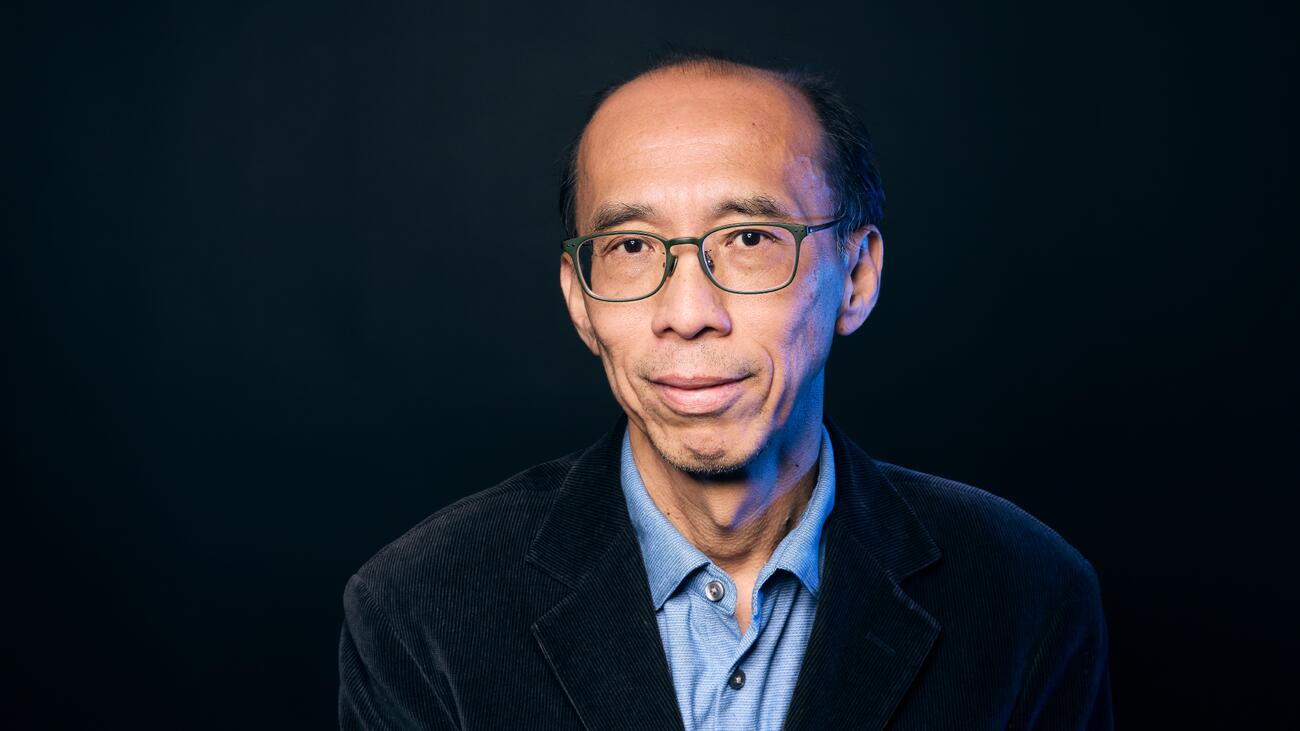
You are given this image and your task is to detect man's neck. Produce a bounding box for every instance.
[627,415,823,578]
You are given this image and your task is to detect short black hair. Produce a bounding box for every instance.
[557,49,885,254]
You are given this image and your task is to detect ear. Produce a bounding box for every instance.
[559,253,601,355]
[836,226,884,336]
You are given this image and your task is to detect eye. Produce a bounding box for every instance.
[738,230,769,247]
[604,237,646,254]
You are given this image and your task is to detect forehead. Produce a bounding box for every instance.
[576,71,828,225]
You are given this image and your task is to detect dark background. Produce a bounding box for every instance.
[11,0,1297,728]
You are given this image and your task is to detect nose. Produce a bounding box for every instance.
[651,243,732,340]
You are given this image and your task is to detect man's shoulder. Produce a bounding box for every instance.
[874,459,1099,597]
[348,448,582,601]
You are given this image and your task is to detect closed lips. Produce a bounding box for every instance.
[651,375,747,389]
[648,374,751,415]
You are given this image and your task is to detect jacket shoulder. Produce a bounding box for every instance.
[868,459,1111,726]
[876,460,1099,597]
[348,449,580,602]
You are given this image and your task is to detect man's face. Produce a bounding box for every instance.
[561,70,881,475]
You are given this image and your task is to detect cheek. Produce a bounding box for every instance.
[588,304,637,349]
[775,263,840,381]
[587,307,648,386]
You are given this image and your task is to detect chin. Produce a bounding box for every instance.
[647,418,764,478]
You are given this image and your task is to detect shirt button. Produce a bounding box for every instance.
[704,579,726,602]
[728,668,746,690]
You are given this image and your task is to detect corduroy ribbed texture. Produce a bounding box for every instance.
[339,414,1113,730]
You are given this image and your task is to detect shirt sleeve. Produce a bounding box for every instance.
[339,574,460,730]
[1008,560,1115,730]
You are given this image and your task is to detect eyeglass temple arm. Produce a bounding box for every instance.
[805,218,843,234]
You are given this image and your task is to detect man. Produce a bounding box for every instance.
[339,52,1112,730]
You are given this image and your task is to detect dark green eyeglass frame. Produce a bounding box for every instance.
[560,218,842,302]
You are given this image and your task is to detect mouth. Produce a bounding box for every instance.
[648,374,751,416]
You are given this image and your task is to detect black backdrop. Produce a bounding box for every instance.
[11,0,1298,728]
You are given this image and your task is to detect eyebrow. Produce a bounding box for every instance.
[713,194,795,221]
[589,202,656,233]
[587,195,796,233]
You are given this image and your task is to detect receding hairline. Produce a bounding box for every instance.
[572,59,826,230]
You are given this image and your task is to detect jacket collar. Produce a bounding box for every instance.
[525,414,943,731]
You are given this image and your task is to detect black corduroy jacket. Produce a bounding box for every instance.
[339,416,1113,730]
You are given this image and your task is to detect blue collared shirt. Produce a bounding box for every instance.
[619,426,837,731]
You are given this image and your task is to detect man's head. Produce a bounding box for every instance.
[558,52,886,477]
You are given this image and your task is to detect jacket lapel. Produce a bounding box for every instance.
[782,418,943,730]
[525,417,686,731]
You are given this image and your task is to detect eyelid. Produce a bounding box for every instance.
[716,226,780,241]
[598,234,659,253]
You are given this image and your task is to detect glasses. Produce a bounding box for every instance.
[561,219,841,302]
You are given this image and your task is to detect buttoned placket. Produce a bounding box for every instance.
[687,563,797,724]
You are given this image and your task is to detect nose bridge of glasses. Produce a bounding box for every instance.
[662,236,710,278]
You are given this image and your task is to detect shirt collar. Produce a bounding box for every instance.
[619,425,837,610]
